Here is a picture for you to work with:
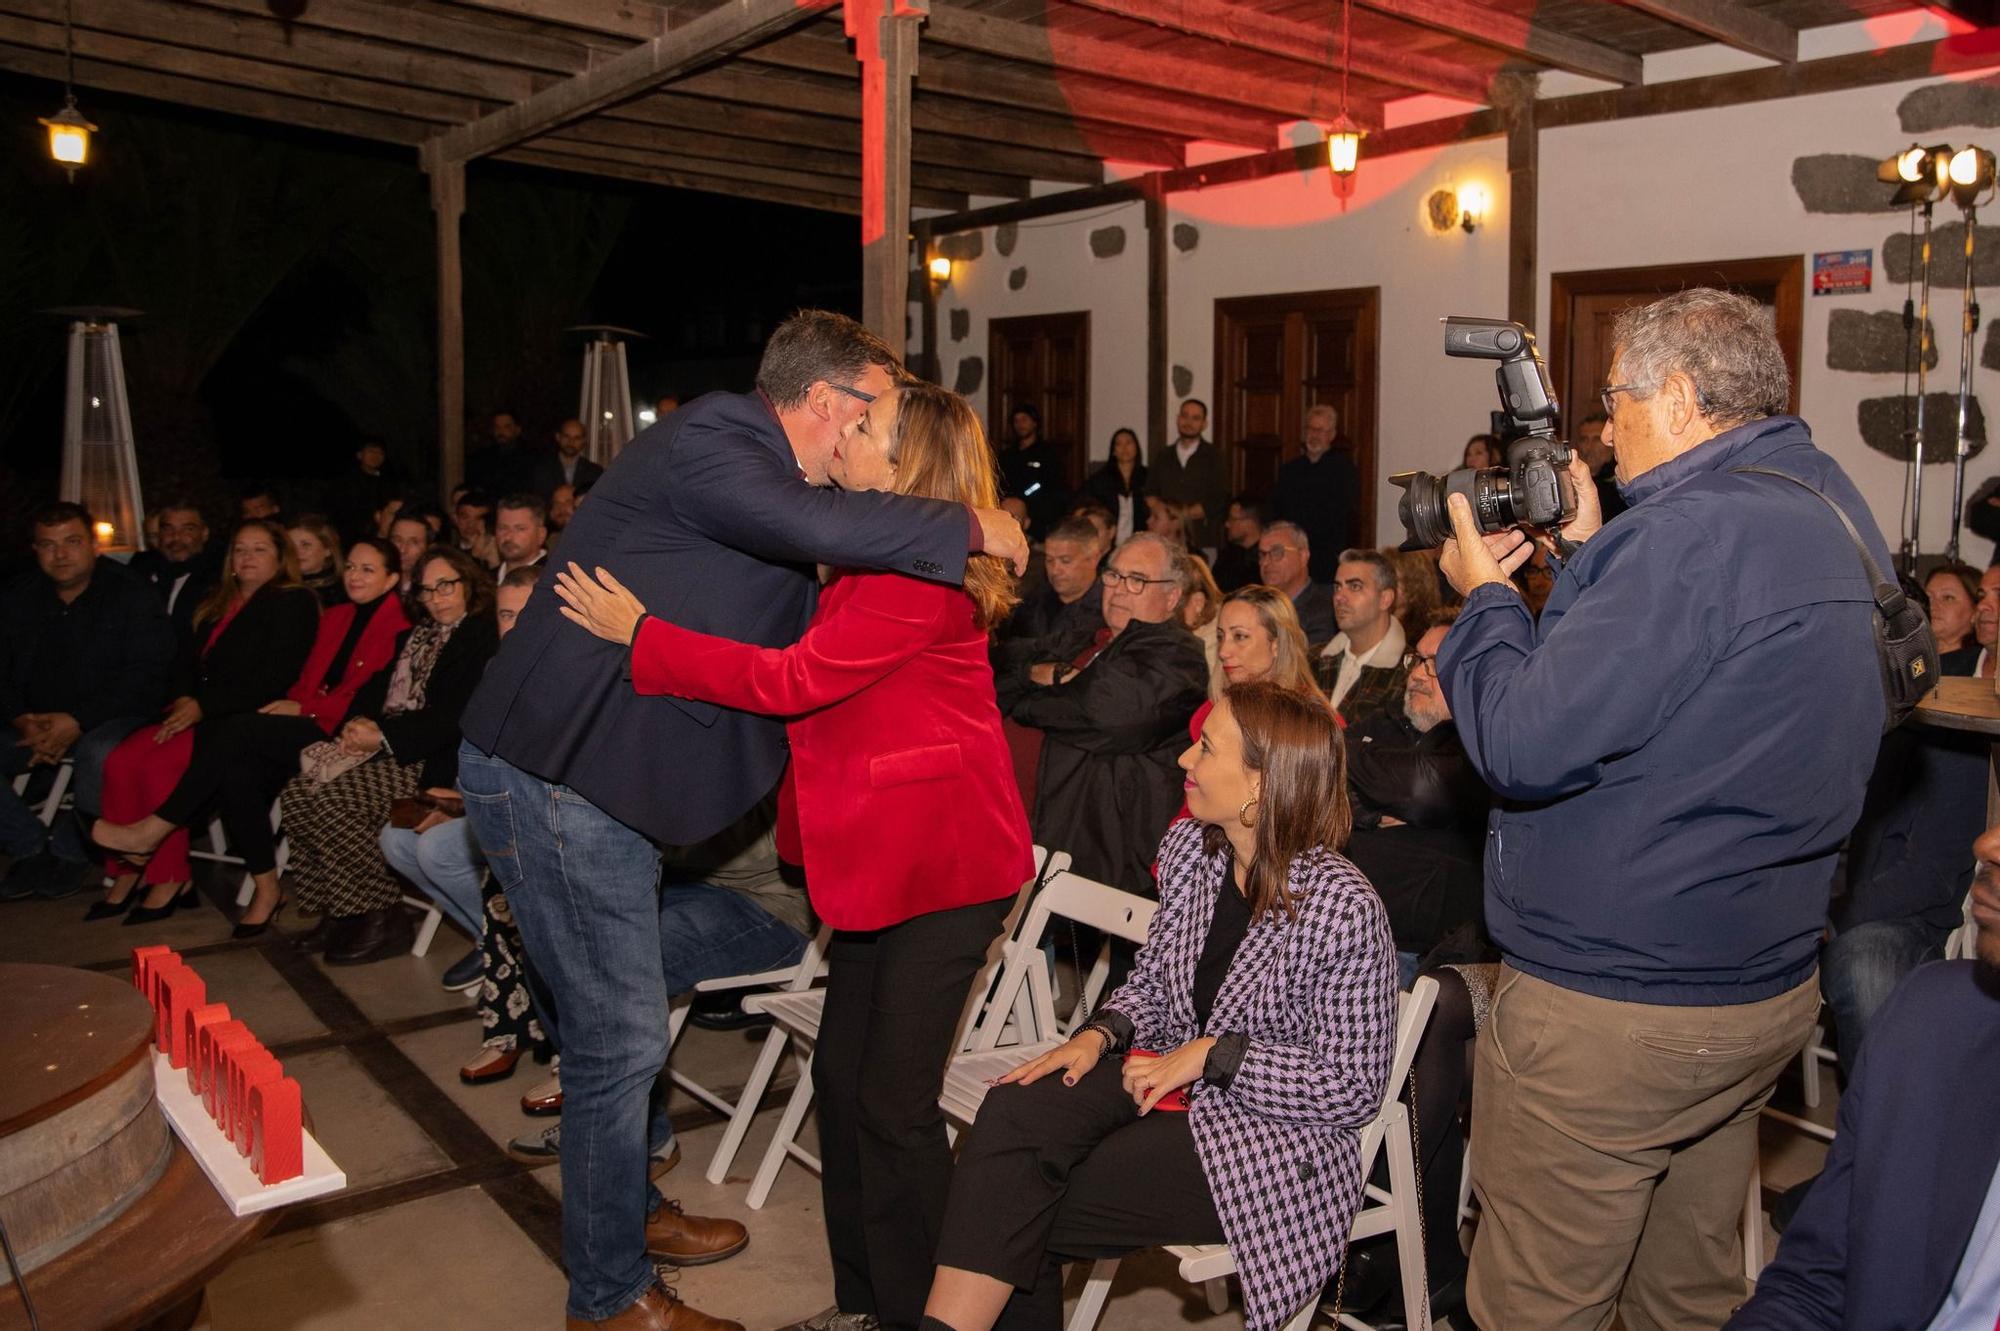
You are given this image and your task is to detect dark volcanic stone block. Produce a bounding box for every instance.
[954,356,985,395]
[995,223,1018,257]
[1791,154,1899,214]
[1900,78,2000,134]
[1090,226,1127,258]
[1172,222,1200,253]
[949,307,970,342]
[1827,308,1938,372]
[1007,267,1027,291]
[1857,392,1984,463]
[1172,364,1194,397]
[937,231,983,261]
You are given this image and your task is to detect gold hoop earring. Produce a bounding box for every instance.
[1238,797,1258,828]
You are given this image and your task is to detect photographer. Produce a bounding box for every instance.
[1435,289,1890,1331]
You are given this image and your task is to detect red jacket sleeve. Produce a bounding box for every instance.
[297,598,411,735]
[630,574,950,717]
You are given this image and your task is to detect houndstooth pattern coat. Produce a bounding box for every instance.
[1098,816,1398,1331]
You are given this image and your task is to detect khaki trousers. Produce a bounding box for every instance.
[1466,964,1819,1331]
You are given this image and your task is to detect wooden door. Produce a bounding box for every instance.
[1550,257,1804,430]
[989,312,1090,491]
[1214,288,1380,542]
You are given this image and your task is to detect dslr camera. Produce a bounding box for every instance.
[1391,317,1578,550]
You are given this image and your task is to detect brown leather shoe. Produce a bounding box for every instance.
[520,1074,562,1115]
[643,1199,748,1266]
[563,1282,744,1331]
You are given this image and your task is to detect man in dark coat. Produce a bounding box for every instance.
[1005,531,1208,898]
[126,500,220,649]
[996,515,1103,645]
[1148,398,1230,550]
[1270,403,1360,582]
[457,311,1025,1331]
[1,503,174,898]
[996,402,1070,535]
[527,418,606,504]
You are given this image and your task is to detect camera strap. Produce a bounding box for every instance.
[1730,465,1939,732]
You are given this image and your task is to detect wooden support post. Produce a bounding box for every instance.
[850,0,927,360]
[913,219,940,382]
[423,147,467,495]
[1145,179,1168,457]
[1499,74,1538,333]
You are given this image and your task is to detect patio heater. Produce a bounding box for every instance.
[572,325,644,467]
[54,306,147,554]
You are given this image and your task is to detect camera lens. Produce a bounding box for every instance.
[1392,466,1517,550]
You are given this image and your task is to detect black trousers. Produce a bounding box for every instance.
[156,712,322,874]
[934,1059,1227,1331]
[815,895,1013,1331]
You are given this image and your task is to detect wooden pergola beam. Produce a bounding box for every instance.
[443,0,663,43]
[748,29,1292,148]
[920,7,1384,129]
[430,0,840,163]
[1062,0,1494,104]
[1618,0,1796,64]
[499,145,862,215]
[537,129,969,210]
[1354,0,1641,84]
[185,0,599,74]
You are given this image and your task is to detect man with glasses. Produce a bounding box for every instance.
[1435,288,1891,1330]
[1256,520,1336,645]
[1006,532,1208,901]
[457,311,1027,1331]
[1,503,174,900]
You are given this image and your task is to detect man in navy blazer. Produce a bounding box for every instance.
[1727,820,2000,1330]
[458,311,1025,1331]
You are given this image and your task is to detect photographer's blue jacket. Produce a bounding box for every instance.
[1437,415,1889,1004]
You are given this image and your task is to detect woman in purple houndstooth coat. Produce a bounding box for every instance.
[923,681,1399,1331]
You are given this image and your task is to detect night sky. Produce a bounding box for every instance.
[1,72,859,517]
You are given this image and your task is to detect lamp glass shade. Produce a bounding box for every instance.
[1949,145,1994,189]
[1898,146,1930,183]
[41,102,95,167]
[928,255,952,282]
[1328,128,1361,175]
[1459,184,1489,223]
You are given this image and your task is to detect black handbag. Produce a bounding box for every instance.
[1733,465,1940,733]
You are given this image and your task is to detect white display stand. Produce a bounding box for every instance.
[151,1050,346,1217]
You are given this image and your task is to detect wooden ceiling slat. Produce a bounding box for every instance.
[446,0,664,42]
[501,144,861,213]
[1057,0,1494,103]
[534,130,969,208]
[1617,0,1797,62]
[1353,0,1642,83]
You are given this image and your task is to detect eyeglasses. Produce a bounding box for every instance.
[1404,649,1440,676]
[1100,567,1177,594]
[1256,546,1298,563]
[1600,383,1649,417]
[415,576,463,600]
[829,383,876,405]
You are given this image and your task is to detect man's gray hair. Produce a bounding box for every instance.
[1612,288,1789,427]
[1115,531,1191,594]
[1337,548,1398,593]
[755,309,900,410]
[1264,520,1310,555]
[1045,516,1102,548]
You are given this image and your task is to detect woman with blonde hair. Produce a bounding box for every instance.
[1181,551,1224,674]
[556,380,1034,1331]
[1213,584,1324,703]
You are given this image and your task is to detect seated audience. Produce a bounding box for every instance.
[530,418,605,504]
[923,683,1397,1331]
[1980,564,2000,678]
[1212,496,1264,593]
[336,438,402,541]
[93,538,409,933]
[1315,549,1410,726]
[1928,562,1980,674]
[1069,500,1116,558]
[1573,412,1626,523]
[1256,520,1335,645]
[495,493,551,578]
[238,483,283,523]
[1515,544,1556,618]
[128,500,220,645]
[1724,819,2000,1330]
[1083,427,1147,545]
[389,509,433,598]
[0,504,174,901]
[1461,433,1500,470]
[1270,403,1359,582]
[998,516,1103,644]
[372,493,405,540]
[97,519,319,923]
[1181,552,1223,675]
[1145,494,1196,552]
[288,514,348,607]
[1004,532,1208,899]
[282,547,500,963]
[1385,546,1442,643]
[547,483,578,540]
[453,489,498,564]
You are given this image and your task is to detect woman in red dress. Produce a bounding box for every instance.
[555,383,1032,1331]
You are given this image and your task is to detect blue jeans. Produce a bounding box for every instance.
[1821,916,1951,1067]
[0,715,146,863]
[659,880,808,994]
[458,742,678,1321]
[380,817,487,944]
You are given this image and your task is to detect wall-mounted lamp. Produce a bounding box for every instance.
[1458,184,1487,233]
[928,255,952,285]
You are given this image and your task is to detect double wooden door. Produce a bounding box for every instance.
[1213,288,1380,542]
[989,312,1090,492]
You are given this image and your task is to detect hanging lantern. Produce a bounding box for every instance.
[1327,118,1363,177]
[42,96,95,173]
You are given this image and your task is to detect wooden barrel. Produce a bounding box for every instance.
[0,963,172,1283]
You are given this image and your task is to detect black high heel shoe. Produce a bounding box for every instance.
[84,892,137,921]
[233,895,286,941]
[122,884,198,925]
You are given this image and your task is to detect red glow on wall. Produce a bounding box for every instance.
[1107,138,1458,230]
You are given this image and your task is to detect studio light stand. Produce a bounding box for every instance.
[1946,146,1996,565]
[1881,144,1952,577]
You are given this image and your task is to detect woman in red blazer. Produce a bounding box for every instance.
[94,536,410,934]
[555,383,1032,1331]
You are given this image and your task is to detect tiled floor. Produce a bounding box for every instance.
[1,865,1834,1331]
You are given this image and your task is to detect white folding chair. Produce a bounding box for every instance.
[685,922,832,1184]
[189,815,243,867]
[1796,1020,1839,1109]
[11,757,74,827]
[1060,979,1439,1331]
[733,847,1068,1205]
